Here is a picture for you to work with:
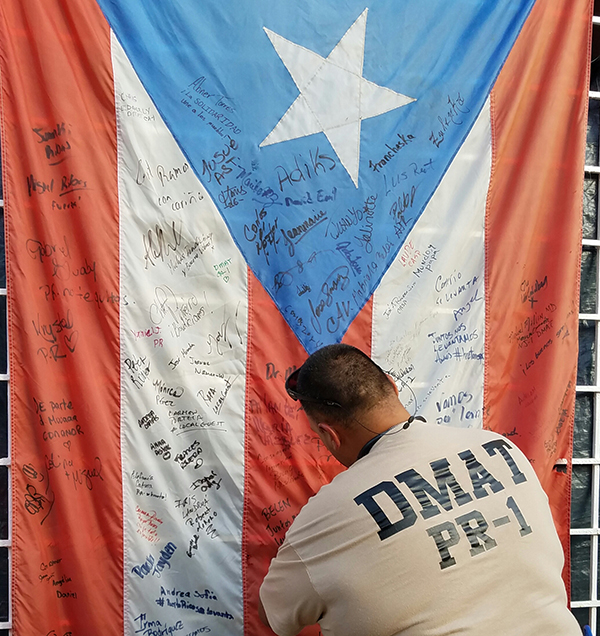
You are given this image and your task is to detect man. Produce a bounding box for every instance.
[259,344,580,635]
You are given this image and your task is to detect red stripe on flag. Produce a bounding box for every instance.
[485,0,591,586]
[0,0,122,633]
[242,270,372,635]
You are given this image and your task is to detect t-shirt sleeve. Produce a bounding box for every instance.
[259,537,325,636]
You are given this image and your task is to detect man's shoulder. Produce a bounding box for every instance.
[408,422,527,457]
[415,421,510,441]
[283,463,367,541]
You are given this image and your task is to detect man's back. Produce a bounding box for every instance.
[260,422,580,635]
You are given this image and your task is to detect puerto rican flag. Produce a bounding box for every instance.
[0,0,590,634]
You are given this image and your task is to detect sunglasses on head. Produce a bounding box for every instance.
[285,368,342,408]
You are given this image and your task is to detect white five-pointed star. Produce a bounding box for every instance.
[260,8,416,187]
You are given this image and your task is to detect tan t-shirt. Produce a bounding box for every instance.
[260,422,580,636]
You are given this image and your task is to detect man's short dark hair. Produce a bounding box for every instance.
[294,344,395,424]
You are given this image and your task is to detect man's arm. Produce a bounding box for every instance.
[258,596,272,630]
[259,538,325,636]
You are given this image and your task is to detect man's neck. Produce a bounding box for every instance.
[344,402,411,465]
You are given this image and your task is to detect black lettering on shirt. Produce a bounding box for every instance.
[482,439,527,485]
[458,449,504,499]
[395,458,473,520]
[455,509,498,557]
[426,521,460,569]
[354,480,417,540]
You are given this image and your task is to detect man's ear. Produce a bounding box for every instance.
[386,373,399,396]
[317,423,341,450]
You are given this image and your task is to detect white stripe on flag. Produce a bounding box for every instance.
[112,34,247,635]
[372,99,491,428]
